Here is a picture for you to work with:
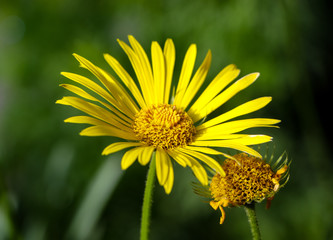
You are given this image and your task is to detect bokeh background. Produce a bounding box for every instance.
[1,0,332,239]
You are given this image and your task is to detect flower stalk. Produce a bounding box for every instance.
[244,202,261,240]
[140,152,156,240]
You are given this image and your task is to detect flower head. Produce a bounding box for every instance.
[203,151,290,224]
[57,35,279,194]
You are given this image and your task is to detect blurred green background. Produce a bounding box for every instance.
[1,0,332,239]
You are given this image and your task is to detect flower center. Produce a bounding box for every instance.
[132,104,196,150]
[210,153,281,206]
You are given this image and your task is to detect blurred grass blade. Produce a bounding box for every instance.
[67,155,123,240]
[0,194,15,240]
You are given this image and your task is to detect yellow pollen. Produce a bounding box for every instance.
[210,153,284,206]
[132,104,196,150]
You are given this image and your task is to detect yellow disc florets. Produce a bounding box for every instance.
[132,104,196,150]
[210,153,284,206]
[207,153,288,224]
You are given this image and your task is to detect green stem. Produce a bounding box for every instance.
[244,203,261,240]
[140,152,156,240]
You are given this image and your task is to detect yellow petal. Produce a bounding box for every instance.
[64,116,133,134]
[191,163,208,185]
[185,146,236,161]
[174,150,208,185]
[67,116,135,139]
[184,146,223,155]
[188,65,240,122]
[61,72,116,107]
[219,206,226,224]
[59,84,133,127]
[210,200,220,210]
[193,72,259,122]
[138,146,155,166]
[60,84,96,101]
[56,96,132,130]
[177,148,224,176]
[179,50,212,110]
[166,150,189,167]
[198,118,280,137]
[80,125,137,140]
[155,149,170,186]
[163,39,175,103]
[151,41,165,104]
[223,134,273,145]
[117,39,153,105]
[104,53,146,109]
[195,133,249,141]
[102,142,143,155]
[121,147,145,170]
[191,140,264,158]
[197,97,273,130]
[173,44,197,105]
[72,54,138,118]
[163,162,174,194]
[128,35,154,91]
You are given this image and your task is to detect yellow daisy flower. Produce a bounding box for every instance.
[56,35,279,194]
[194,151,290,224]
